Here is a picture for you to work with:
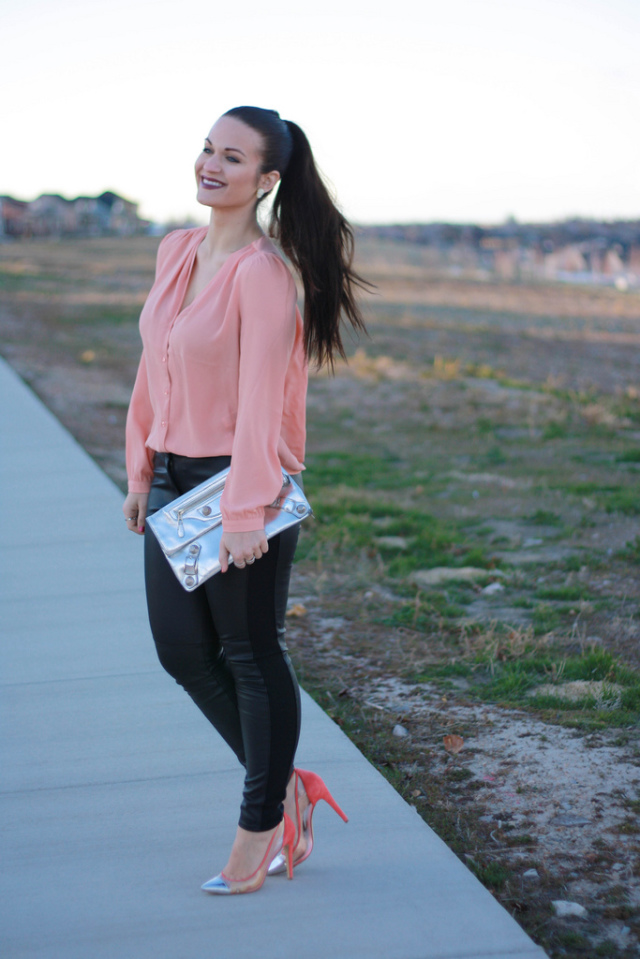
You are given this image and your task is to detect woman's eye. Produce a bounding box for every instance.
[226,156,240,163]
[202,147,212,154]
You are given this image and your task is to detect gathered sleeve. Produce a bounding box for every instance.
[125,349,156,494]
[125,233,176,495]
[220,253,298,532]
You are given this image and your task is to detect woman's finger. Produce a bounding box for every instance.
[123,493,147,536]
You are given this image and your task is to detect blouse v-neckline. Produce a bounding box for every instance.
[177,230,265,317]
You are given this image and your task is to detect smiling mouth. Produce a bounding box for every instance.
[200,177,226,189]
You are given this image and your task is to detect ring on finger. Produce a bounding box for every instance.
[235,561,246,569]
[125,516,137,521]
[246,556,256,565]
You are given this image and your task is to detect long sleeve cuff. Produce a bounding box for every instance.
[222,507,266,533]
[128,479,152,494]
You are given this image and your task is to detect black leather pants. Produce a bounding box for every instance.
[144,452,301,832]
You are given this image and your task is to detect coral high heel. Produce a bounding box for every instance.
[268,768,348,875]
[202,812,295,894]
[294,768,349,866]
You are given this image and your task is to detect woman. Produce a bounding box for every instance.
[123,106,367,895]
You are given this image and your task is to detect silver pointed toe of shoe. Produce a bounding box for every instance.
[201,873,233,894]
[267,852,287,876]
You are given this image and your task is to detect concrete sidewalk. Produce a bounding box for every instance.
[0,356,547,959]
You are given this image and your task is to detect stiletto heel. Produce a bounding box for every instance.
[282,806,295,880]
[202,812,295,894]
[294,768,348,867]
[268,768,348,875]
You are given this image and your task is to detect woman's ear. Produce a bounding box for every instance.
[260,171,281,195]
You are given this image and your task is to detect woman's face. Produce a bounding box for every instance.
[194,116,278,210]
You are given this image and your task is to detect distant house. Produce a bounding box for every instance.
[543,245,588,276]
[602,249,625,275]
[628,246,640,279]
[97,191,145,236]
[73,195,112,235]
[0,190,150,238]
[0,196,29,237]
[28,194,77,236]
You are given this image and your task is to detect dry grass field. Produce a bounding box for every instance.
[2,234,640,958]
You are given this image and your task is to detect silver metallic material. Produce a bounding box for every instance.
[147,468,312,592]
[267,852,287,876]
[201,874,233,894]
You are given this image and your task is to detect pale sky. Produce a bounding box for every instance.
[3,0,639,225]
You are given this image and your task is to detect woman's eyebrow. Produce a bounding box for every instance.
[204,138,246,157]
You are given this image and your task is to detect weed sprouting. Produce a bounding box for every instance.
[527,510,562,526]
[534,585,591,601]
[616,448,640,463]
[618,536,640,563]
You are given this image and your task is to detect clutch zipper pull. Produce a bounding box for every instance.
[176,508,186,538]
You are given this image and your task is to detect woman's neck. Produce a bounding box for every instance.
[202,209,264,258]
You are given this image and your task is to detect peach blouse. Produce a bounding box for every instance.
[125,227,308,532]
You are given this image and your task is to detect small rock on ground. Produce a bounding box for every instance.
[482,581,505,594]
[393,724,410,738]
[551,900,588,919]
[410,567,505,586]
[375,536,409,550]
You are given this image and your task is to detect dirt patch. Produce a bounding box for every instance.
[286,584,640,958]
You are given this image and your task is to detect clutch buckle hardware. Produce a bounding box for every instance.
[183,542,200,588]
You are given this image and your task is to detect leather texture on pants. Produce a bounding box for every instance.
[144,452,301,832]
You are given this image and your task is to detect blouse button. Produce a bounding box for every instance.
[161,420,166,427]
[162,355,167,363]
[164,389,169,395]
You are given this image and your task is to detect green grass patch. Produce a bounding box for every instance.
[475,417,496,435]
[68,305,141,327]
[527,509,562,526]
[303,450,417,491]
[550,477,638,515]
[616,448,640,463]
[614,397,640,425]
[470,861,510,891]
[604,488,639,515]
[542,421,568,440]
[556,931,589,950]
[618,536,640,563]
[480,445,507,466]
[446,766,474,782]
[300,453,499,576]
[534,585,592,601]
[561,481,620,496]
[504,833,537,847]
[413,648,640,728]
[379,592,466,630]
[532,603,561,634]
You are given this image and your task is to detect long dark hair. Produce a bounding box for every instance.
[224,106,370,369]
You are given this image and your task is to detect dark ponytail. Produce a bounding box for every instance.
[224,106,370,369]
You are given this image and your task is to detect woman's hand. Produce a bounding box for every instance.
[219,529,268,573]
[123,492,148,535]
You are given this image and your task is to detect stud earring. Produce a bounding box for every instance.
[257,188,266,199]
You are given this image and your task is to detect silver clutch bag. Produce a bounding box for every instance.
[147,466,312,591]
